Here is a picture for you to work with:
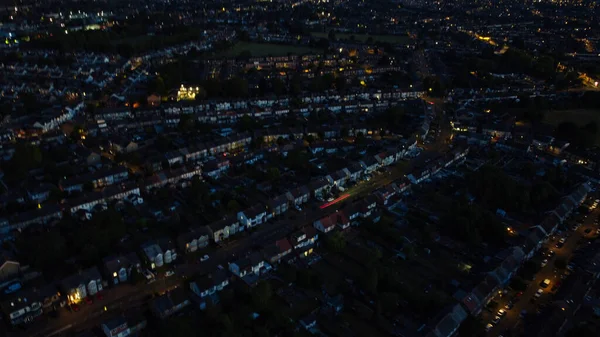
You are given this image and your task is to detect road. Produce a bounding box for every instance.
[484,205,598,336]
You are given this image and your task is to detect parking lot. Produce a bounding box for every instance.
[483,199,600,336]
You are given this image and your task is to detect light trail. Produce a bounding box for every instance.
[319,193,351,209]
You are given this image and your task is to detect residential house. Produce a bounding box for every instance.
[343,163,363,182]
[0,253,20,282]
[326,170,349,188]
[375,152,395,166]
[263,238,293,264]
[268,195,289,217]
[407,166,431,184]
[426,304,468,337]
[309,178,330,200]
[489,247,525,286]
[460,275,500,316]
[237,205,268,229]
[189,269,230,299]
[314,213,346,233]
[286,186,310,206]
[60,267,104,304]
[360,157,379,175]
[101,316,130,337]
[290,226,319,258]
[177,227,210,253]
[103,253,141,286]
[228,252,266,278]
[151,288,190,319]
[207,217,241,243]
[141,242,164,270]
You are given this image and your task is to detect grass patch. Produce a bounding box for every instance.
[311,32,410,44]
[213,41,321,58]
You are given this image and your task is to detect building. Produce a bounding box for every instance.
[60,267,104,304]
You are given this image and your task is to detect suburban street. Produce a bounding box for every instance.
[13,152,419,337]
[484,204,599,336]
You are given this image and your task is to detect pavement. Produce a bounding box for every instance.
[483,205,600,336]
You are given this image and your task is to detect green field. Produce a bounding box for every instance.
[214,41,320,58]
[311,32,411,44]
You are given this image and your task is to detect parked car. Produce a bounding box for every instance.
[497,309,507,317]
[547,250,555,258]
[541,259,548,268]
[492,316,501,324]
[486,323,494,332]
[535,289,544,298]
[505,302,514,310]
[165,270,175,277]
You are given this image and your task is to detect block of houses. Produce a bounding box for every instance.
[103,253,141,286]
[9,205,63,232]
[286,186,310,206]
[202,158,230,179]
[207,217,241,243]
[60,267,104,304]
[237,205,268,229]
[0,291,44,325]
[267,195,290,217]
[177,227,210,254]
[151,288,190,319]
[263,238,293,264]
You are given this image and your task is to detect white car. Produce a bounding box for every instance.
[165,270,175,277]
[200,254,210,262]
[485,323,494,332]
[541,259,548,268]
[535,289,544,298]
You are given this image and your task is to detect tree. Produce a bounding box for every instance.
[326,232,347,253]
[178,114,195,133]
[239,115,258,132]
[266,168,281,180]
[362,267,378,294]
[130,268,144,285]
[252,281,273,309]
[457,316,486,337]
[328,30,336,41]
[423,76,445,97]
[554,257,568,269]
[227,200,241,213]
